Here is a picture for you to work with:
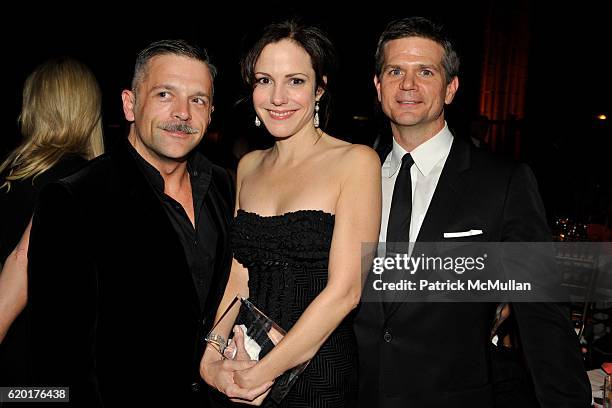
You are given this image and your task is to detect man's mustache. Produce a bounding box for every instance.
[158,122,200,134]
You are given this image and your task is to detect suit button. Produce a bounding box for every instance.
[383,330,392,343]
[191,382,200,392]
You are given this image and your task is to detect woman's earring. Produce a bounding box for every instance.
[254,116,261,127]
[314,101,320,128]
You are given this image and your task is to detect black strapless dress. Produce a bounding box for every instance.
[231,209,358,408]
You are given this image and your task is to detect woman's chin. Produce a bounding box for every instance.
[265,127,296,140]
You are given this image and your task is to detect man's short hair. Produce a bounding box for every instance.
[375,17,459,84]
[131,39,217,95]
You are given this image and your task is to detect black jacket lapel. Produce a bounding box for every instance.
[416,137,471,243]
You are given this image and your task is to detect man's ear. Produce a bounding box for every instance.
[444,76,459,105]
[121,89,136,122]
[374,75,382,103]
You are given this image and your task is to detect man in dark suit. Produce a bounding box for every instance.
[27,40,234,407]
[354,17,591,407]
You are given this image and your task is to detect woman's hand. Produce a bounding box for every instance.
[201,351,272,403]
[233,362,274,406]
[229,325,252,361]
[201,327,274,405]
[234,363,267,391]
[229,326,274,405]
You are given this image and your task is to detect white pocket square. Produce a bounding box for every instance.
[443,229,483,238]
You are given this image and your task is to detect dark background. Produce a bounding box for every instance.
[6,1,611,227]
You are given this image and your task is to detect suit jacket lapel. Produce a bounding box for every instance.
[201,178,230,309]
[416,137,471,242]
[384,137,472,318]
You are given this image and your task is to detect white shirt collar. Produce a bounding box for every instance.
[383,122,454,178]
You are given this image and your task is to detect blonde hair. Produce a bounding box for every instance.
[0,57,104,191]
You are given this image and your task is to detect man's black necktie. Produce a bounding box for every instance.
[386,153,414,245]
[383,154,414,311]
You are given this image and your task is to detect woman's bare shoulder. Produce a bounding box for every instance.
[328,139,380,170]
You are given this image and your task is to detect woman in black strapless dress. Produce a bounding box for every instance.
[201,20,381,407]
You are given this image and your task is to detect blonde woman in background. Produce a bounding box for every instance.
[0,57,104,385]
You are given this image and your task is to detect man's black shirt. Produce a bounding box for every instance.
[128,143,218,310]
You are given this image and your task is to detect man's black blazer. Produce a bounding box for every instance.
[27,141,234,407]
[354,136,591,407]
